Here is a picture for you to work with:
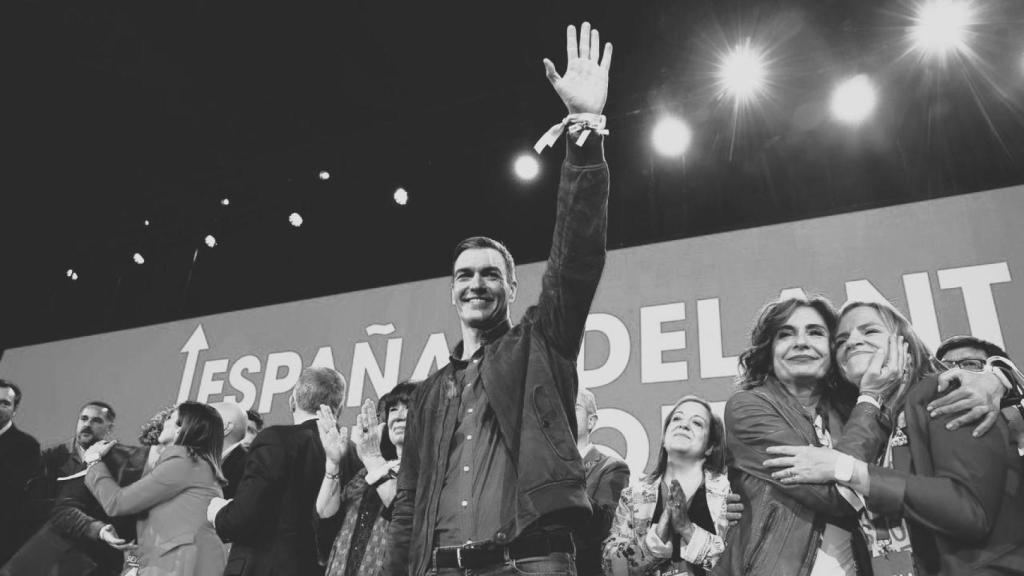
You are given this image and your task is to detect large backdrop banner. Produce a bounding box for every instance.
[4,186,1021,473]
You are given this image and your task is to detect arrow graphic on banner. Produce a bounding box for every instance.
[176,324,210,403]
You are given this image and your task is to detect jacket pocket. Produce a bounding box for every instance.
[744,505,778,575]
[531,385,577,462]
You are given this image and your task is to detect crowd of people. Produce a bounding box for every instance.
[2,21,1024,576]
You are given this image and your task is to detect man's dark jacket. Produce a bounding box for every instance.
[220,444,248,500]
[383,137,609,576]
[577,446,629,576]
[0,424,41,566]
[214,419,361,576]
[0,444,148,576]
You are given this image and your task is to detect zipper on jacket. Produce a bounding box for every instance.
[744,505,778,575]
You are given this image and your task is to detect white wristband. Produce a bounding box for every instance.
[856,394,881,409]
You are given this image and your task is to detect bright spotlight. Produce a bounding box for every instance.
[318,170,331,181]
[652,117,693,158]
[204,234,217,248]
[830,75,878,125]
[66,268,73,278]
[133,252,145,265]
[143,219,150,227]
[910,0,975,57]
[71,272,78,281]
[220,197,230,206]
[717,40,767,102]
[393,188,409,206]
[289,212,304,227]
[513,154,540,181]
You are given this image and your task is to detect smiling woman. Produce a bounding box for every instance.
[716,295,895,576]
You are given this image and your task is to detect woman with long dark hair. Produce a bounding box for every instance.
[715,295,899,576]
[765,300,1024,575]
[83,401,228,575]
[603,395,732,576]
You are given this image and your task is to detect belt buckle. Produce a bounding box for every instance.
[456,547,464,569]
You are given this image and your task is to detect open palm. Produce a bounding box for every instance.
[543,22,612,115]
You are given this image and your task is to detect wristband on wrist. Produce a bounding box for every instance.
[857,394,882,409]
[834,454,855,483]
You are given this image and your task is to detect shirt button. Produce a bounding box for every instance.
[461,500,469,507]
[463,465,470,472]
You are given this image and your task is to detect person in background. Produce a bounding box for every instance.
[209,367,361,576]
[575,388,630,576]
[317,382,415,576]
[242,410,263,451]
[211,402,249,499]
[84,401,228,575]
[0,380,41,566]
[604,395,733,576]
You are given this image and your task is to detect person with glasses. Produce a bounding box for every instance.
[764,300,1024,575]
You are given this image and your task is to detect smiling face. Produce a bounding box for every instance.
[835,305,891,386]
[451,247,517,330]
[663,400,712,460]
[75,405,114,450]
[771,306,832,388]
[386,401,408,448]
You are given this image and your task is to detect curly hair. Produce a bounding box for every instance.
[138,404,176,446]
[738,295,839,389]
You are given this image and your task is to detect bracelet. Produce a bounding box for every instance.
[834,454,855,483]
[325,470,340,480]
[856,394,882,409]
[534,113,608,153]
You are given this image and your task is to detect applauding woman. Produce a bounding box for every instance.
[765,300,1024,575]
[84,401,228,576]
[604,395,732,576]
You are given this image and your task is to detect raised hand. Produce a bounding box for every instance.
[317,404,348,466]
[352,398,384,463]
[543,22,613,115]
[858,334,909,402]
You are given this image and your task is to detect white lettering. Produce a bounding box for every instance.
[411,332,451,381]
[311,346,337,370]
[258,351,302,413]
[640,303,687,383]
[577,313,631,389]
[844,279,888,304]
[779,287,807,300]
[348,339,403,407]
[938,262,1012,347]
[698,298,738,379]
[903,272,941,351]
[195,359,229,403]
[226,355,261,409]
[594,408,649,477]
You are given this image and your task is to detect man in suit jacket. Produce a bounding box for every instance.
[212,402,249,499]
[574,388,630,576]
[0,380,41,567]
[208,367,362,576]
[1,443,148,576]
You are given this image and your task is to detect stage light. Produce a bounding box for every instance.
[513,154,540,181]
[144,219,150,227]
[394,188,409,206]
[133,252,145,265]
[910,0,975,57]
[830,75,878,125]
[71,272,78,281]
[319,170,331,181]
[717,40,767,102]
[652,116,692,158]
[66,268,74,278]
[220,197,230,206]
[289,212,304,227]
[204,234,217,248]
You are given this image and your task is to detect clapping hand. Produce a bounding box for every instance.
[543,22,613,115]
[317,404,348,466]
[352,398,384,464]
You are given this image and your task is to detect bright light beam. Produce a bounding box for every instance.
[513,154,540,181]
[830,75,878,125]
[717,40,768,103]
[651,117,693,158]
[910,0,975,58]
[393,188,409,206]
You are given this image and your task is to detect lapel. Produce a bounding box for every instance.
[582,445,602,479]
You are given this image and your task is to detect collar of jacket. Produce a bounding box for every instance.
[450,318,513,361]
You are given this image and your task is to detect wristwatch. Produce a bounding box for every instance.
[834,454,855,483]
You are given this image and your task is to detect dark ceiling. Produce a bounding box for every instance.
[4,0,1024,350]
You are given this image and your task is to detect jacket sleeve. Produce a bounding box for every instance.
[382,385,424,576]
[85,452,190,516]
[50,478,106,540]
[725,392,858,517]
[589,458,631,545]
[214,428,287,543]
[602,486,666,576]
[534,136,609,362]
[866,379,1008,542]
[833,402,891,463]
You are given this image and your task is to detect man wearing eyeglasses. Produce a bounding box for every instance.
[929,335,1024,447]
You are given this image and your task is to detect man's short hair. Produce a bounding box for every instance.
[82,400,116,422]
[0,379,22,410]
[246,409,264,431]
[293,367,347,413]
[577,388,598,417]
[936,335,1008,361]
[452,236,517,284]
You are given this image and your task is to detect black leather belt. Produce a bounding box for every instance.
[431,532,575,570]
